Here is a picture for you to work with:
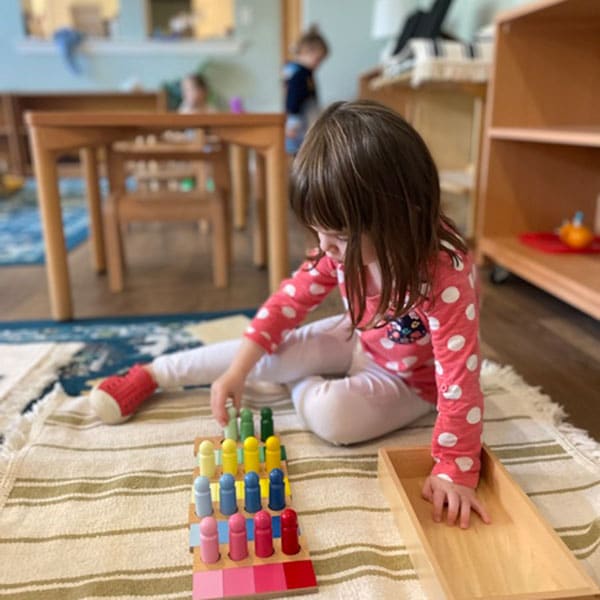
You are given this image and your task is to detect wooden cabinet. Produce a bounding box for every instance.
[359,69,486,238]
[0,91,166,176]
[476,0,600,320]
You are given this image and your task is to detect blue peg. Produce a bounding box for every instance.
[219,473,237,516]
[244,471,261,513]
[268,468,285,511]
[194,475,213,517]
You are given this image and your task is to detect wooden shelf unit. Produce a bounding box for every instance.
[476,0,600,320]
[359,70,486,239]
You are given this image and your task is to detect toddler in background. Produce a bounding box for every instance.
[283,25,329,154]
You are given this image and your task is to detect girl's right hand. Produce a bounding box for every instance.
[210,368,246,427]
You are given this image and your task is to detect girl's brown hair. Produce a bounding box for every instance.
[290,99,467,330]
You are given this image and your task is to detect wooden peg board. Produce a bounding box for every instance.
[188,434,318,599]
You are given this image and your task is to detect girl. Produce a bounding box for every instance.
[91,100,490,529]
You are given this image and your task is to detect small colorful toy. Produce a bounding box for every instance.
[558,211,594,249]
[188,408,317,599]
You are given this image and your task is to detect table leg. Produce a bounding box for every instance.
[80,146,106,273]
[230,144,249,230]
[253,152,267,268]
[265,135,288,292]
[29,130,73,320]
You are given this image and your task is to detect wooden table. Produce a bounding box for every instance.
[25,111,287,321]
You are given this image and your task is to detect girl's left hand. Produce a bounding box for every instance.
[421,475,491,529]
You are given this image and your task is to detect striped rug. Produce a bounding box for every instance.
[0,332,598,598]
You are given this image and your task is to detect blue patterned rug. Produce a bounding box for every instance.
[0,310,253,401]
[0,178,95,266]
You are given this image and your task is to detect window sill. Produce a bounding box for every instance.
[16,37,246,56]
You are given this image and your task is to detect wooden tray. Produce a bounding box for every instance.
[378,445,600,600]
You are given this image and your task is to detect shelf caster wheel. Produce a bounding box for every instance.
[490,266,510,284]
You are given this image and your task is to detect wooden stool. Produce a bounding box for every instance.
[103,141,231,292]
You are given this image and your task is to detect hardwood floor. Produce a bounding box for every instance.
[1,212,598,441]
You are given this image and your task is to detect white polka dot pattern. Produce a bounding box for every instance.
[309,283,326,295]
[284,284,296,297]
[442,384,462,400]
[466,407,481,424]
[436,473,453,482]
[465,303,476,320]
[466,354,478,371]
[455,457,473,472]
[441,286,460,303]
[282,306,296,319]
[257,308,269,319]
[447,335,465,351]
[380,337,394,349]
[438,432,458,447]
[402,356,417,368]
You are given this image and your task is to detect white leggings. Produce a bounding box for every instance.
[152,315,433,445]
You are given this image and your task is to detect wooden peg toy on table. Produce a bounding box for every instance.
[188,407,317,599]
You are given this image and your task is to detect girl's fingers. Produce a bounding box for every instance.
[470,496,492,524]
[421,478,433,502]
[432,488,446,523]
[446,491,460,526]
[459,496,472,529]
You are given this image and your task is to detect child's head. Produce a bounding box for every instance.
[290,100,466,328]
[294,25,329,70]
[181,73,209,108]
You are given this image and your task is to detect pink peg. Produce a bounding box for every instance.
[253,509,274,558]
[199,516,220,564]
[281,508,300,555]
[228,513,249,561]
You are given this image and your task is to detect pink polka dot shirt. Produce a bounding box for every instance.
[245,248,483,488]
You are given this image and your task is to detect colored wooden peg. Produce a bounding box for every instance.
[221,438,238,476]
[239,407,254,441]
[219,473,237,516]
[243,435,260,474]
[281,508,300,555]
[193,475,213,517]
[198,440,215,478]
[228,512,249,561]
[268,467,285,511]
[244,471,261,513]
[223,405,239,441]
[199,516,220,564]
[265,435,281,472]
[254,510,274,558]
[260,407,273,441]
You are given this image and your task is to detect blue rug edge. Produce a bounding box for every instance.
[0,308,257,330]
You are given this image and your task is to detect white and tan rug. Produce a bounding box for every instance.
[0,317,598,599]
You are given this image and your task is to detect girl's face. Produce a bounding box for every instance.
[315,228,377,265]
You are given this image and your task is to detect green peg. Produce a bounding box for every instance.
[240,408,254,441]
[260,406,273,442]
[223,405,239,441]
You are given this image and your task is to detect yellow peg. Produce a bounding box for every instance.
[243,436,260,474]
[265,435,281,473]
[199,440,216,478]
[221,438,238,476]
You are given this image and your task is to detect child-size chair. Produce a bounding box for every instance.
[103,136,231,292]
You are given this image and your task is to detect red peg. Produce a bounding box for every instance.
[281,508,300,555]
